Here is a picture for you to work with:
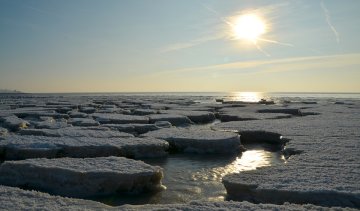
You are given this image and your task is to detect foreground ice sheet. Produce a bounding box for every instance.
[143,127,241,154]
[0,156,164,198]
[1,185,356,210]
[0,185,110,210]
[120,201,358,211]
[0,135,169,159]
[217,103,360,208]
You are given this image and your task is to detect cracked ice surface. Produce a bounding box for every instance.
[218,102,360,208]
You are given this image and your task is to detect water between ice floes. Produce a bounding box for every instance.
[95,145,285,205]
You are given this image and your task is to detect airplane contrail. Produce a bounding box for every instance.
[321,1,340,43]
[257,38,294,47]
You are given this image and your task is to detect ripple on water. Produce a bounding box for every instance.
[95,146,285,205]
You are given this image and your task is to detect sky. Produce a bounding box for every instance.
[0,0,360,93]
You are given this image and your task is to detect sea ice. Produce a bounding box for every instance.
[92,113,149,124]
[0,135,169,159]
[68,118,100,126]
[19,127,134,138]
[148,114,192,126]
[143,127,241,154]
[0,185,110,210]
[0,156,164,198]
[0,115,29,131]
[160,110,216,123]
[220,102,360,208]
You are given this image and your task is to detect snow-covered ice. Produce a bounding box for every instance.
[143,127,241,153]
[68,118,100,126]
[19,127,134,138]
[0,94,359,209]
[0,135,169,159]
[148,114,192,126]
[1,185,356,210]
[0,156,164,197]
[160,110,216,123]
[0,185,110,210]
[120,201,358,211]
[219,102,360,208]
[92,113,149,124]
[0,115,29,131]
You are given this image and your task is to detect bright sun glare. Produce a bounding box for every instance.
[233,14,266,43]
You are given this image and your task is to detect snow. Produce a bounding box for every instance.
[68,111,89,118]
[0,185,110,210]
[120,201,358,211]
[0,135,169,159]
[143,127,241,154]
[32,117,68,129]
[220,102,360,208]
[13,109,70,119]
[79,106,97,114]
[160,110,216,123]
[19,127,134,138]
[0,185,358,210]
[133,108,159,115]
[0,156,164,197]
[0,115,29,131]
[68,118,100,126]
[0,127,8,137]
[1,94,359,209]
[148,114,192,126]
[92,113,149,124]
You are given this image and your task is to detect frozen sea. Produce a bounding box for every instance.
[0,92,359,209]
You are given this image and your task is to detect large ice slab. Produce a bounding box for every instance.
[0,115,29,131]
[32,117,68,129]
[68,118,100,126]
[214,115,360,138]
[160,110,216,123]
[0,135,169,159]
[220,103,360,208]
[120,200,357,211]
[0,156,164,198]
[143,127,241,154]
[0,127,8,137]
[148,114,192,126]
[19,127,134,138]
[0,185,110,210]
[13,108,69,119]
[102,122,171,135]
[92,113,149,124]
[223,163,360,208]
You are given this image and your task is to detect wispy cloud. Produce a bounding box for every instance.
[159,34,223,53]
[155,53,360,75]
[320,1,340,43]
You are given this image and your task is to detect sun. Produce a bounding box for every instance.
[232,14,266,43]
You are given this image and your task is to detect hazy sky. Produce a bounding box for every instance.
[1,0,360,93]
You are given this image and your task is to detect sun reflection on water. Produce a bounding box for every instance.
[229,92,264,103]
[191,150,274,182]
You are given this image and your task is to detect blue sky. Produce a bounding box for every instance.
[1,0,360,92]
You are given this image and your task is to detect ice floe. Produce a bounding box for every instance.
[143,127,241,154]
[0,156,164,197]
[0,135,169,159]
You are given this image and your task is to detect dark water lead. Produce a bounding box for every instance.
[95,145,285,206]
